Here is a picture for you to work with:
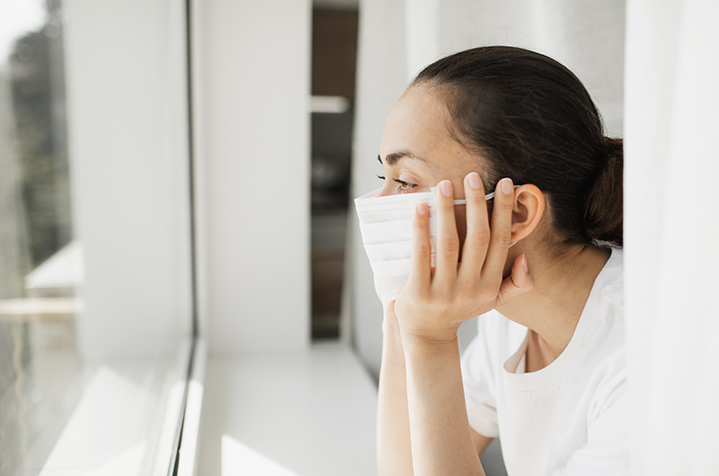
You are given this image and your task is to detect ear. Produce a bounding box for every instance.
[510,184,545,243]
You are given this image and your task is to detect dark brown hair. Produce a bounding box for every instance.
[413,46,623,247]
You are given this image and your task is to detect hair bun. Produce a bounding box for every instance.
[584,137,623,247]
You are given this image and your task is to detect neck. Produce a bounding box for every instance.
[497,243,611,372]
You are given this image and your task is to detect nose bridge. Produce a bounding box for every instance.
[376,184,395,198]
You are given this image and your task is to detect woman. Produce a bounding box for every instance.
[369,46,627,475]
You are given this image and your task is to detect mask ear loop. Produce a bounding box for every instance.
[447,185,521,247]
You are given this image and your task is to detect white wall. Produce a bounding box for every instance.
[195,0,311,355]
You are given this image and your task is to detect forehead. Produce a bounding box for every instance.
[379,86,477,171]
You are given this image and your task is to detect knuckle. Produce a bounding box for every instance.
[497,194,514,209]
[467,230,491,249]
[413,214,429,228]
[495,233,512,247]
[512,277,524,289]
[500,200,514,211]
[433,292,453,309]
[440,236,460,255]
[470,189,486,203]
[457,282,475,301]
[414,241,431,259]
[475,288,491,302]
[438,199,456,216]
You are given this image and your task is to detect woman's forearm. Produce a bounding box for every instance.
[403,335,485,476]
[377,314,414,476]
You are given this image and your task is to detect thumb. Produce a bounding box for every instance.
[496,254,534,306]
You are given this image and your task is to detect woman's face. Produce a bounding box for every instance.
[377,85,487,198]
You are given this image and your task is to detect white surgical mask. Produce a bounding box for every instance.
[354,187,501,302]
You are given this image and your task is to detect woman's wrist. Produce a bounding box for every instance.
[399,327,460,356]
[381,299,402,332]
[383,299,460,354]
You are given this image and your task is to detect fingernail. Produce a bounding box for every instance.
[522,254,529,273]
[417,203,427,216]
[501,178,513,195]
[439,180,453,197]
[467,172,481,189]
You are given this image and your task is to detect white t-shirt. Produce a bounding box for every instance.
[461,249,628,476]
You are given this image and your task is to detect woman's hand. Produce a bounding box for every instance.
[393,173,534,345]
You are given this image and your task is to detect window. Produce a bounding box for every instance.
[0,1,194,473]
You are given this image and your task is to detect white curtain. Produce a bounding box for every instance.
[348,0,625,377]
[625,1,719,474]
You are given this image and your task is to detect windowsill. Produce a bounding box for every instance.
[198,342,377,475]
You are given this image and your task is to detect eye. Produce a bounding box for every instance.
[393,178,417,193]
[376,174,417,193]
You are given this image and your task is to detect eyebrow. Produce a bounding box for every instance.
[378,151,426,166]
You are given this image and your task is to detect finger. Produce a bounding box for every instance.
[458,172,491,282]
[434,180,460,285]
[496,254,534,306]
[483,177,515,281]
[409,202,432,290]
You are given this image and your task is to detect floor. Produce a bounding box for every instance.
[198,343,377,476]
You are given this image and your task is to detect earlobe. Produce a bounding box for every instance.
[510,185,545,243]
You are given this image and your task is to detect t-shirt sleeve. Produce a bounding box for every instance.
[460,315,502,439]
[552,364,630,476]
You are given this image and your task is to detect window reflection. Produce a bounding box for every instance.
[1,1,77,474]
[0,1,192,474]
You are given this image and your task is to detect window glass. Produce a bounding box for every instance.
[0,1,192,474]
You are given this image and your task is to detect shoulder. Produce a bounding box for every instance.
[598,247,623,306]
[577,248,628,417]
[586,247,625,348]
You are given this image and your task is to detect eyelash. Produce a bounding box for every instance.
[377,175,417,192]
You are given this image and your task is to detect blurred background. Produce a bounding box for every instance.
[310,6,358,340]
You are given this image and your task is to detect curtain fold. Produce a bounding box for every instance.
[625,1,719,474]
